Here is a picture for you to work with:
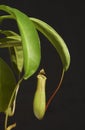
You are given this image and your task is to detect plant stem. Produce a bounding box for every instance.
[5,113,8,130]
[4,76,24,130]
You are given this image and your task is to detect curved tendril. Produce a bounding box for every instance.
[5,113,8,130]
[6,123,16,130]
[46,69,64,111]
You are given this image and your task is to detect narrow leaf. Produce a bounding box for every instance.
[30,18,70,71]
[0,30,21,48]
[0,30,23,76]
[0,30,20,37]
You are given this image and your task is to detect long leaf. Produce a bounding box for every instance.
[0,5,41,79]
[30,18,70,71]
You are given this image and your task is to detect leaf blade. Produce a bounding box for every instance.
[30,18,70,71]
[12,8,41,79]
[0,57,16,112]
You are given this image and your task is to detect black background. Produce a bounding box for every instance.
[0,0,85,130]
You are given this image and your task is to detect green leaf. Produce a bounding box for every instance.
[0,30,23,76]
[0,30,21,48]
[30,18,70,71]
[9,46,23,77]
[0,37,21,48]
[0,30,20,37]
[0,57,16,112]
[0,5,41,79]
